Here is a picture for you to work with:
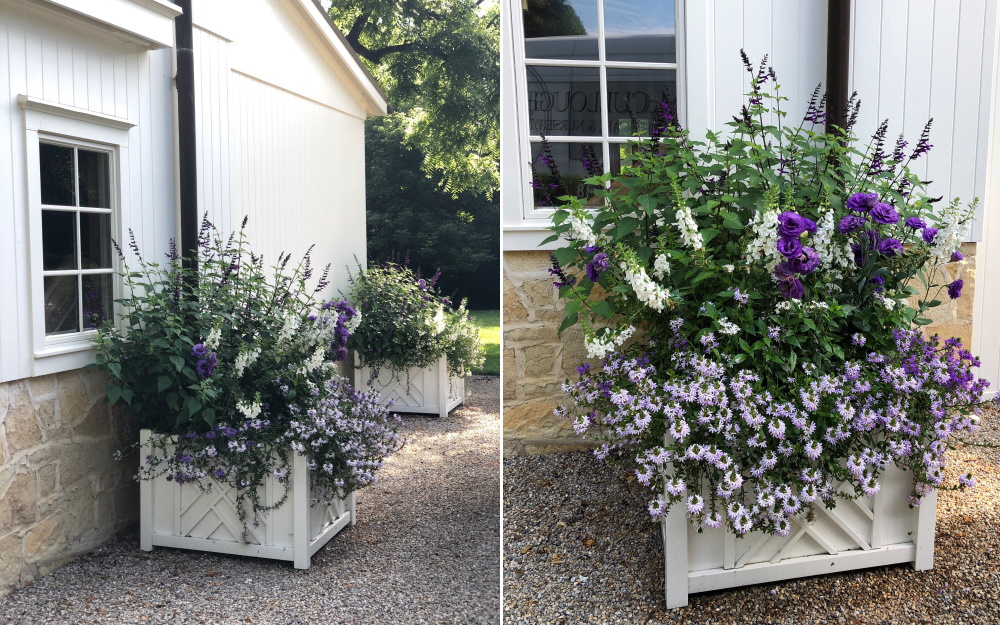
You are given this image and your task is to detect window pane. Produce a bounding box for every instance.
[527,65,601,137]
[78,149,110,208]
[80,213,112,269]
[39,143,75,206]
[41,210,77,271]
[83,274,112,329]
[530,141,603,207]
[523,0,598,60]
[605,0,676,63]
[44,275,79,335]
[607,68,676,136]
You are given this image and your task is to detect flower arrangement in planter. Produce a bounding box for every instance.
[348,261,483,417]
[94,217,400,568]
[547,54,992,607]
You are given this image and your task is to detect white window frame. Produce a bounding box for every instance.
[20,96,133,376]
[502,0,687,250]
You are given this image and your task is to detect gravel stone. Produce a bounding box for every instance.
[0,375,501,625]
[503,405,1000,624]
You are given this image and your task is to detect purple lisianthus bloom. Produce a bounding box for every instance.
[922,227,939,244]
[847,192,879,213]
[775,263,805,299]
[905,217,927,229]
[870,202,900,225]
[869,275,885,292]
[951,250,964,262]
[196,352,218,378]
[586,252,609,282]
[877,237,903,256]
[776,236,803,258]
[838,214,866,234]
[777,211,808,238]
[331,346,349,362]
[948,279,964,299]
[584,244,601,254]
[802,217,818,234]
[192,343,208,357]
[789,247,820,274]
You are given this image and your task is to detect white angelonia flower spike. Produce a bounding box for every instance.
[745,209,781,269]
[675,205,703,250]
[620,261,671,311]
[653,254,671,279]
[585,325,635,359]
[565,209,599,247]
[205,326,222,350]
[812,209,853,269]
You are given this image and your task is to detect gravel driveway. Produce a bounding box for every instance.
[0,376,501,625]
[504,406,1000,624]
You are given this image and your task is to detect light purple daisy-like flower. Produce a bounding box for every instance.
[767,419,786,440]
[861,475,881,498]
[804,440,823,460]
[703,510,723,528]
[851,333,867,346]
[686,494,705,515]
[959,473,976,489]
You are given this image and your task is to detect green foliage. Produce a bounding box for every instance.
[329,0,499,197]
[92,218,399,533]
[469,309,500,375]
[364,118,499,280]
[347,262,485,377]
[522,0,586,37]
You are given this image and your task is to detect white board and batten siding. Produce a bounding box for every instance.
[0,0,386,384]
[0,0,177,384]
[191,0,384,297]
[685,0,996,241]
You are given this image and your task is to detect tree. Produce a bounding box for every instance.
[329,0,499,198]
[522,0,586,38]
[364,118,499,306]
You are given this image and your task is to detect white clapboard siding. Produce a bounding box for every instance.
[850,0,997,241]
[0,0,176,383]
[191,0,370,295]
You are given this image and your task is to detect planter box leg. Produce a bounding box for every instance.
[662,504,689,609]
[911,488,937,571]
[293,452,310,570]
[139,430,153,552]
[349,491,357,527]
[438,355,449,418]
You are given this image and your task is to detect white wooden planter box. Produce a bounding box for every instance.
[354,353,464,418]
[662,465,937,608]
[139,429,355,569]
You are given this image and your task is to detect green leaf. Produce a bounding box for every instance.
[590,300,613,318]
[157,376,173,392]
[559,312,579,333]
[169,355,185,372]
[721,212,744,231]
[106,385,122,405]
[913,317,933,325]
[553,247,578,267]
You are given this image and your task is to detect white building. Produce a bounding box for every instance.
[0,0,386,592]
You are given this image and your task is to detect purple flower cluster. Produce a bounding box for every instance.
[773,211,819,299]
[192,343,218,379]
[559,324,989,536]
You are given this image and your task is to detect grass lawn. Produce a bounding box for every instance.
[470,310,500,375]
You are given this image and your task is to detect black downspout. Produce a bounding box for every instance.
[173,0,198,271]
[826,0,852,134]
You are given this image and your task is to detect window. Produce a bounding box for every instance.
[19,95,133,374]
[517,0,679,215]
[38,139,115,338]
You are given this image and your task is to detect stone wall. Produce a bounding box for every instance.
[502,243,979,456]
[0,369,137,595]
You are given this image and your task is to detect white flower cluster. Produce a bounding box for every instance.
[298,346,328,375]
[745,209,781,268]
[675,205,704,250]
[566,211,599,247]
[234,347,261,377]
[874,293,897,310]
[620,261,672,311]
[930,201,975,263]
[717,317,740,335]
[585,325,635,359]
[278,313,300,344]
[653,254,671,279]
[812,210,854,269]
[345,310,362,332]
[205,326,222,350]
[237,400,262,419]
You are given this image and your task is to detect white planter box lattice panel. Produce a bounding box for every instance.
[354,353,464,418]
[139,430,355,569]
[662,465,937,608]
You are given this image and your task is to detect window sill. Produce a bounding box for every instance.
[32,342,97,377]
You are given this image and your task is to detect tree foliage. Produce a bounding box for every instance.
[329,0,500,197]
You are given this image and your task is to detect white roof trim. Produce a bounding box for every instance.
[290,0,389,116]
[17,95,138,130]
[33,0,181,49]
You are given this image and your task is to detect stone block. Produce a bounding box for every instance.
[37,465,57,498]
[503,399,576,440]
[27,375,56,401]
[517,279,558,315]
[504,250,552,277]
[74,403,109,439]
[502,348,518,401]
[24,516,66,563]
[57,373,91,425]
[0,472,37,527]
[60,439,112,487]
[60,485,95,539]
[0,534,22,591]
[502,281,529,321]
[6,388,42,452]
[928,324,972,349]
[519,343,561,379]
